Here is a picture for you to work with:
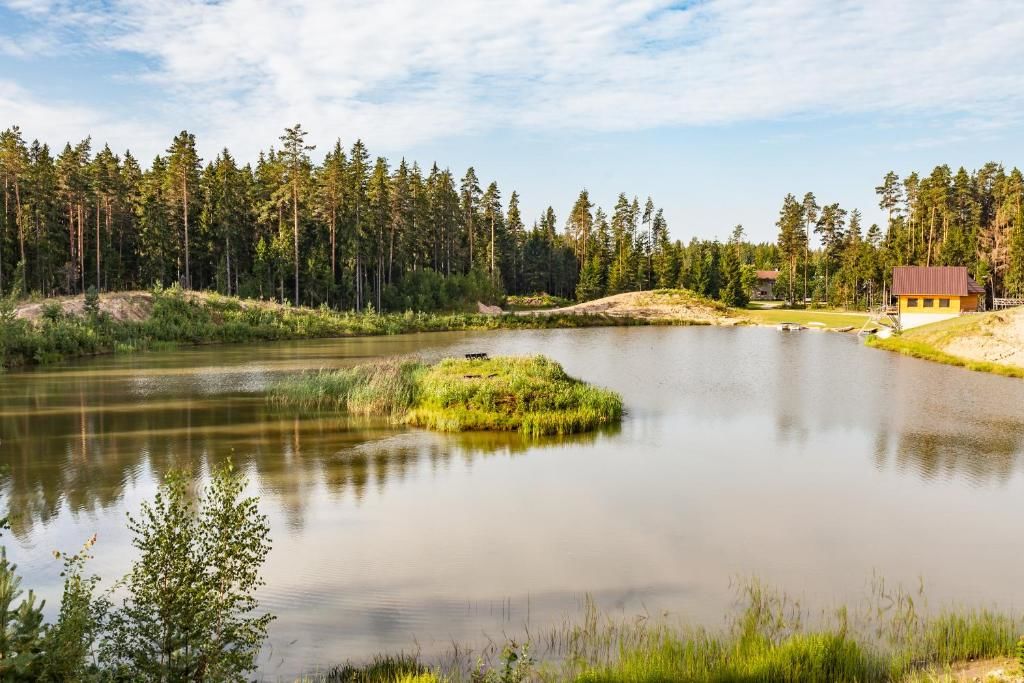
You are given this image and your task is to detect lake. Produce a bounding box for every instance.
[2,326,1023,678]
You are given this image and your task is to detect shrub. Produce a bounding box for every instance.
[102,462,273,680]
[0,548,47,679]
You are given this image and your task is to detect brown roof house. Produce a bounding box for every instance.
[891,266,984,329]
[751,270,779,300]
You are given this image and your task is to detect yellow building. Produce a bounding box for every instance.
[892,266,984,329]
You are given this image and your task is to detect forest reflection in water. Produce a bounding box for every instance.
[2,327,1023,676]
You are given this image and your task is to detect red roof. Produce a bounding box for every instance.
[755,270,779,280]
[891,266,985,296]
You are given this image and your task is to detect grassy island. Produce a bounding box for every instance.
[271,355,623,436]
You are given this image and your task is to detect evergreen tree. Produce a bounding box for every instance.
[776,194,804,305]
[165,131,200,289]
[277,124,314,305]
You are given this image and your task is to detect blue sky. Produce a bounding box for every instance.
[2,0,1023,243]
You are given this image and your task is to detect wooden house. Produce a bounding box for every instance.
[751,270,779,300]
[891,266,984,329]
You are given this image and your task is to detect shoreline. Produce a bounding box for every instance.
[866,334,1024,379]
[2,288,880,371]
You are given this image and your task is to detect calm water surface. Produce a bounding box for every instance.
[2,327,1023,677]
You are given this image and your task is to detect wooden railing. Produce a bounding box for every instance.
[993,297,1024,310]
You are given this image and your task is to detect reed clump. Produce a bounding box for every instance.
[272,355,623,436]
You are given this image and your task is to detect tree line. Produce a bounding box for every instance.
[2,124,747,311]
[5,123,1019,312]
[776,164,1024,307]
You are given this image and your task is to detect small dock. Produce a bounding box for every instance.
[860,305,900,335]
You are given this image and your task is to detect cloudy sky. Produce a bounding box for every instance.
[2,0,1023,241]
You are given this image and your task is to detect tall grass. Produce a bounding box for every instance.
[272,355,623,436]
[272,360,425,415]
[313,580,1024,683]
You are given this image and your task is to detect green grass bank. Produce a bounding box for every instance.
[315,582,1024,682]
[739,306,871,330]
[0,287,701,370]
[271,355,623,436]
[866,308,1024,379]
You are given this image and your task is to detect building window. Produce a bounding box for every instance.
[939,298,950,308]
[923,298,934,307]
[907,298,918,307]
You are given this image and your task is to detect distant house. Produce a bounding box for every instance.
[891,266,985,329]
[751,270,779,300]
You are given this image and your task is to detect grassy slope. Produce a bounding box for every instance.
[272,355,623,436]
[866,311,1024,379]
[531,289,735,323]
[0,288,680,370]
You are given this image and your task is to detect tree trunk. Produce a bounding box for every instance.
[78,203,85,293]
[14,179,24,268]
[96,201,101,291]
[329,208,336,305]
[926,208,935,267]
[225,231,231,296]
[183,175,190,290]
[292,184,299,306]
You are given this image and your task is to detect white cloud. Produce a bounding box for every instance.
[2,0,1024,159]
[0,79,160,154]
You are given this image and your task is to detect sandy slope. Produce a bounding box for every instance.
[907,307,1024,367]
[13,290,295,324]
[516,289,744,324]
[15,290,156,322]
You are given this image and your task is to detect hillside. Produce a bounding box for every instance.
[518,289,743,324]
[867,307,1024,378]
[13,289,297,323]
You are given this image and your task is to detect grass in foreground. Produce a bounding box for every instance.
[739,307,871,329]
[318,581,1024,683]
[271,355,623,436]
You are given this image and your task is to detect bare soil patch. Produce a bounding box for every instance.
[517,290,743,325]
[912,657,1022,682]
[15,291,155,322]
[941,308,1024,367]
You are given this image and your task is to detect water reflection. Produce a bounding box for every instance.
[1,327,1023,677]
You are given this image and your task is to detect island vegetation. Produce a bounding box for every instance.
[271,355,623,437]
